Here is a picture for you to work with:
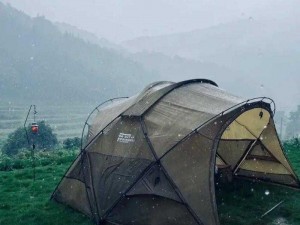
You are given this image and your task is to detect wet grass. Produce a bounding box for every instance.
[217,145,300,225]
[0,164,93,225]
[0,145,299,225]
[217,178,300,225]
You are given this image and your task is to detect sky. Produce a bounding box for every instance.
[1,0,299,42]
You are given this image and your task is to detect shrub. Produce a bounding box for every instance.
[1,121,58,156]
[63,137,81,150]
[0,149,78,171]
[284,138,300,151]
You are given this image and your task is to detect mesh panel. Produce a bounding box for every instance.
[67,158,85,183]
[162,134,217,225]
[63,154,82,178]
[217,140,252,168]
[127,164,181,202]
[84,117,156,220]
[107,196,198,225]
[87,152,152,217]
[250,143,272,157]
[53,178,91,217]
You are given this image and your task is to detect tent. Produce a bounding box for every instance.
[52,79,300,225]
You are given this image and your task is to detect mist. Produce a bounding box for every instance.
[2,0,299,42]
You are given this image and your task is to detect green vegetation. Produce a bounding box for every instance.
[62,137,81,150]
[286,106,300,139]
[1,121,58,156]
[0,150,76,171]
[0,142,299,225]
[217,139,300,225]
[0,153,93,225]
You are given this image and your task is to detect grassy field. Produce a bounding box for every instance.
[0,145,299,225]
[0,150,93,225]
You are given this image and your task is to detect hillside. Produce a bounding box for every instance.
[0,3,158,105]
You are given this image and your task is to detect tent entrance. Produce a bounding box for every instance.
[215,107,298,188]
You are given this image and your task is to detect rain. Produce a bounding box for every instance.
[0,1,300,225]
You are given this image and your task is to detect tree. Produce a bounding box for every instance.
[1,121,58,156]
[286,105,300,139]
[63,137,81,150]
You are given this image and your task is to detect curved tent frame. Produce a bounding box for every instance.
[52,79,300,225]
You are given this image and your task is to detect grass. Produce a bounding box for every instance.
[217,178,300,225]
[0,144,299,225]
[0,160,93,225]
[217,144,300,225]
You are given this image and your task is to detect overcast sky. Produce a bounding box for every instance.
[1,0,299,42]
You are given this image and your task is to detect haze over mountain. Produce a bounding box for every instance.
[2,0,299,43]
[0,3,158,105]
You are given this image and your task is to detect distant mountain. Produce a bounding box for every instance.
[122,19,300,110]
[55,22,123,51]
[0,3,158,105]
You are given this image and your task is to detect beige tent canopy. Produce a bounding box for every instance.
[52,79,300,225]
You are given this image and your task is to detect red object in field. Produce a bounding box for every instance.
[31,122,39,134]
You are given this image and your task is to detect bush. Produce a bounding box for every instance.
[0,149,78,171]
[63,137,81,150]
[1,121,58,156]
[283,138,300,151]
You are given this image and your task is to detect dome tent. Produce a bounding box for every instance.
[52,79,300,225]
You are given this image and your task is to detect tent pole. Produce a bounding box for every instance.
[233,139,258,174]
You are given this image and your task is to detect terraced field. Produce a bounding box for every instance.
[0,103,95,144]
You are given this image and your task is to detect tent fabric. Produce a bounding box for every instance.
[52,79,300,225]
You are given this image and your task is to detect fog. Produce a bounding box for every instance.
[0,3,300,224]
[0,0,299,139]
[2,0,299,42]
